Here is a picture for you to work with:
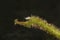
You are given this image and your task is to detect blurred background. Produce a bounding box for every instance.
[0,0,60,40]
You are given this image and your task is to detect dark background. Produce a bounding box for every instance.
[0,0,60,40]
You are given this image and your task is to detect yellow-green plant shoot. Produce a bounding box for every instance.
[14,16,60,40]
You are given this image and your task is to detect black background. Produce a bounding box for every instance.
[0,0,60,40]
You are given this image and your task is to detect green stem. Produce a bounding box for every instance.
[15,16,60,39]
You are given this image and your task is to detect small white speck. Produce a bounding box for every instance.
[25,17,31,20]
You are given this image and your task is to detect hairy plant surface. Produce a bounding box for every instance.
[14,16,60,40]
